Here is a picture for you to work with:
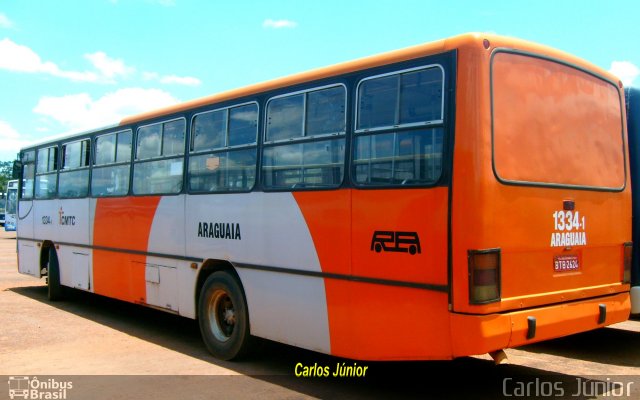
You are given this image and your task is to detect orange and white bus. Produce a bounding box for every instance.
[16,33,631,361]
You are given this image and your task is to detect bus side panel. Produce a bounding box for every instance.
[32,199,63,279]
[50,198,91,246]
[186,192,332,354]
[17,200,34,239]
[347,188,450,359]
[92,197,161,304]
[52,198,92,291]
[295,188,452,359]
[293,190,352,356]
[346,285,451,360]
[146,196,192,316]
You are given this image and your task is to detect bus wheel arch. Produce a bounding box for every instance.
[39,240,54,275]
[40,241,64,301]
[195,260,253,360]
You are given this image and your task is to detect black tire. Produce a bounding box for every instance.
[198,271,252,360]
[47,247,64,301]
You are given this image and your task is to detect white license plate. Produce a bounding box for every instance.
[554,255,579,272]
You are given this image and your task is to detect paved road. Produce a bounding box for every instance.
[1,230,639,399]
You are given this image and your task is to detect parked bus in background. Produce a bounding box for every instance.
[0,192,4,226]
[625,87,640,314]
[5,179,18,231]
[15,33,631,361]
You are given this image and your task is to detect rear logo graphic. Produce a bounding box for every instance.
[370,231,421,255]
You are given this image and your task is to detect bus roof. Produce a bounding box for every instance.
[22,32,622,151]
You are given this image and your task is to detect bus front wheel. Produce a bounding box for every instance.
[198,271,252,360]
[47,247,64,301]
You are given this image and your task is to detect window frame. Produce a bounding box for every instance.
[61,138,91,171]
[19,150,36,200]
[58,138,91,199]
[262,83,348,191]
[188,101,259,194]
[190,101,259,154]
[351,63,448,188]
[91,129,133,197]
[136,117,186,161]
[489,49,626,192]
[354,64,445,134]
[133,117,187,196]
[34,145,59,200]
[264,83,348,145]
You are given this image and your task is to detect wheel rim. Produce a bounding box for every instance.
[207,288,236,342]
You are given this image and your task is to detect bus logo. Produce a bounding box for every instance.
[370,231,421,255]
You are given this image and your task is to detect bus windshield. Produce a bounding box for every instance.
[6,186,17,214]
[491,51,624,190]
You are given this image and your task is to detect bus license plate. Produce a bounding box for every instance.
[554,255,579,272]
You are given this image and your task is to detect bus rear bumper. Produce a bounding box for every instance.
[450,292,630,358]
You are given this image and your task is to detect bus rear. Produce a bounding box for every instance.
[449,36,631,356]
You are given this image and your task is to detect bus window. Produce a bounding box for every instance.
[92,130,132,197]
[492,52,624,190]
[263,85,346,189]
[353,66,445,186]
[35,146,58,199]
[133,119,185,195]
[189,103,258,193]
[59,139,90,198]
[21,151,35,199]
[357,66,444,131]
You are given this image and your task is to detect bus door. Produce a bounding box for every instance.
[17,152,37,275]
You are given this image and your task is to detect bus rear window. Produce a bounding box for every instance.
[491,52,624,190]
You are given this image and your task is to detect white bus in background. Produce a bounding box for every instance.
[5,179,18,231]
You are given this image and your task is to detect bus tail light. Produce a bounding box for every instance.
[468,248,501,304]
[623,242,632,284]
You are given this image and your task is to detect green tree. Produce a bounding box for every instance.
[0,160,16,193]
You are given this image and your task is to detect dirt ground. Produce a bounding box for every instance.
[1,229,639,399]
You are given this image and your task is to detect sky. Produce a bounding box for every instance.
[0,0,639,161]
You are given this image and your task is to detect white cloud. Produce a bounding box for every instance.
[33,88,180,132]
[110,0,175,5]
[0,13,13,29]
[0,38,99,82]
[159,74,201,86]
[609,61,640,87]
[0,120,29,161]
[84,51,135,81]
[143,71,201,86]
[0,39,202,87]
[142,71,160,81]
[262,19,298,29]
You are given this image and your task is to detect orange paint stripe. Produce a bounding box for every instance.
[93,197,161,303]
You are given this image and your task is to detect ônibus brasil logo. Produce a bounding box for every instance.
[7,376,73,400]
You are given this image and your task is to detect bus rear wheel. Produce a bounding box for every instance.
[47,247,64,301]
[198,271,251,360]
